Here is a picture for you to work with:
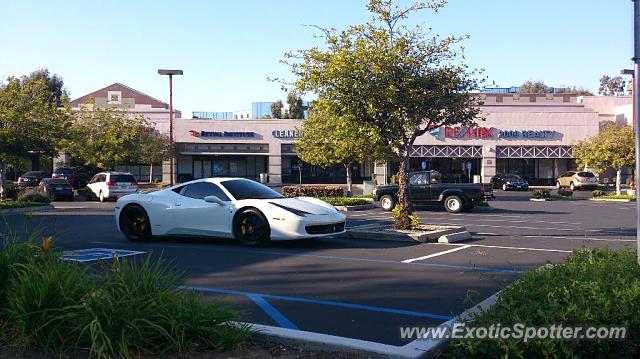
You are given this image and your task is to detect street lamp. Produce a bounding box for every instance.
[158,69,183,186]
[631,0,640,264]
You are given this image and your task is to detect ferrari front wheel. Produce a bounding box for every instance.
[120,205,152,242]
[234,209,270,246]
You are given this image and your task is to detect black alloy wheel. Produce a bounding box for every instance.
[234,209,270,246]
[120,205,152,242]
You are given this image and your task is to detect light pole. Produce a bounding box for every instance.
[632,0,640,264]
[158,69,183,186]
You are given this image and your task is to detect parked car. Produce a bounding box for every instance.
[52,167,75,181]
[17,171,51,187]
[115,178,346,245]
[38,178,74,201]
[372,171,485,213]
[87,172,139,202]
[556,171,598,191]
[491,173,529,191]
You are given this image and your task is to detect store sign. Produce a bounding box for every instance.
[438,126,557,140]
[272,129,303,138]
[189,130,255,138]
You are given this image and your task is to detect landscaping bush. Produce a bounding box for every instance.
[281,185,343,197]
[16,189,51,204]
[531,188,550,199]
[319,197,372,206]
[2,184,22,200]
[592,189,606,198]
[556,188,573,197]
[447,249,640,358]
[0,201,44,210]
[0,232,251,357]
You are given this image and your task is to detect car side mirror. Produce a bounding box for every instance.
[204,195,224,205]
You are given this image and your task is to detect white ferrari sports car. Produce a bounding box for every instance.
[114,178,346,245]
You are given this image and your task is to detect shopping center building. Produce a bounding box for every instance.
[170,93,632,186]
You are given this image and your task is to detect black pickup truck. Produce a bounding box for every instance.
[372,171,485,213]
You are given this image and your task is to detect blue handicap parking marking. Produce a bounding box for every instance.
[62,248,146,262]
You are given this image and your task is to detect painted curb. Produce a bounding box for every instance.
[346,225,469,243]
[0,204,54,216]
[438,231,472,243]
[335,203,376,211]
[589,198,634,202]
[243,290,502,359]
[529,198,548,202]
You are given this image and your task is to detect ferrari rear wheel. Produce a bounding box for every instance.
[120,205,152,242]
[234,209,270,246]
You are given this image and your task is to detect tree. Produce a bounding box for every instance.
[573,124,634,195]
[0,74,71,199]
[271,100,284,119]
[284,0,482,229]
[295,98,387,195]
[133,129,169,182]
[519,80,549,94]
[286,92,305,119]
[562,86,593,96]
[59,106,150,169]
[598,75,626,96]
[23,69,69,107]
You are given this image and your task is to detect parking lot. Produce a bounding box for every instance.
[1,190,635,353]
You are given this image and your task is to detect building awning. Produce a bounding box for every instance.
[179,152,269,156]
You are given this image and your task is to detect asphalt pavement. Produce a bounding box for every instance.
[0,189,635,349]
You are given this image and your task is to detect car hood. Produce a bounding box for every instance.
[269,197,336,215]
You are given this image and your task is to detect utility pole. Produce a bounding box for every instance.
[158,69,183,186]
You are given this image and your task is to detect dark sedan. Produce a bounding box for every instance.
[38,178,74,201]
[491,173,529,191]
[17,171,51,187]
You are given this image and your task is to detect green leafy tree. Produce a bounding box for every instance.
[60,106,150,169]
[283,0,482,228]
[271,100,284,119]
[0,74,71,199]
[573,124,635,195]
[295,98,387,195]
[519,80,549,94]
[133,129,169,182]
[286,92,305,119]
[598,75,626,96]
[558,86,594,96]
[23,68,69,107]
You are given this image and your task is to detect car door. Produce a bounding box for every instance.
[172,182,232,237]
[409,173,429,204]
[561,172,574,187]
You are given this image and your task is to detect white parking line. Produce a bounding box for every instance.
[423,217,582,226]
[430,243,572,253]
[470,224,577,231]
[523,235,635,242]
[402,245,471,263]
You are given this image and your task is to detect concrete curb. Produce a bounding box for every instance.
[438,232,472,243]
[345,224,470,243]
[589,198,634,202]
[335,203,377,211]
[529,198,548,202]
[0,204,54,216]
[243,290,502,359]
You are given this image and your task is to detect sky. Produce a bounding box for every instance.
[0,0,635,117]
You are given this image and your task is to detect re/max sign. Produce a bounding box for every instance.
[443,127,556,139]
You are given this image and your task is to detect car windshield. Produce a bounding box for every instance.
[577,172,595,177]
[504,174,523,180]
[54,168,73,174]
[111,174,136,183]
[43,179,69,184]
[221,179,284,200]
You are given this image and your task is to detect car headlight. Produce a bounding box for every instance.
[270,202,311,217]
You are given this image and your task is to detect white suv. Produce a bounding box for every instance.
[87,172,139,202]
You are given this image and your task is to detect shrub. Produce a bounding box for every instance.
[319,197,372,206]
[592,189,606,198]
[391,203,420,229]
[556,188,573,197]
[2,184,22,200]
[531,189,550,199]
[16,189,51,204]
[282,186,343,197]
[447,249,640,358]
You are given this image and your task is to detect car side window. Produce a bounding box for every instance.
[410,173,427,185]
[180,182,230,201]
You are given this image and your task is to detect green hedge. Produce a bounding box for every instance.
[16,189,51,204]
[593,194,636,200]
[318,197,372,206]
[281,185,344,197]
[0,201,46,210]
[531,189,550,199]
[447,249,640,358]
